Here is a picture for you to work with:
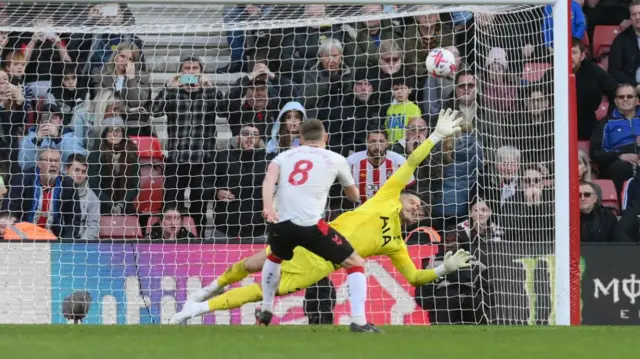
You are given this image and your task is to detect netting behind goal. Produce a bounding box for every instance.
[0,2,562,325]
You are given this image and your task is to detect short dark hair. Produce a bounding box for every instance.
[66,153,88,167]
[367,126,388,140]
[162,202,185,217]
[455,70,475,85]
[616,83,637,96]
[299,119,326,142]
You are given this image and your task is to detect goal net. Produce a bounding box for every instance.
[0,2,571,325]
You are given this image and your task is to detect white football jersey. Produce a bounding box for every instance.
[347,150,413,203]
[273,146,354,226]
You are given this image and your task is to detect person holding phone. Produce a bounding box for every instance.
[18,103,87,172]
[151,56,222,239]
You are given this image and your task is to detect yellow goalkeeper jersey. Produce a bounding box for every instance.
[282,138,440,287]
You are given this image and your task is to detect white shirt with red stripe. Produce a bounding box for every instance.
[347,150,414,203]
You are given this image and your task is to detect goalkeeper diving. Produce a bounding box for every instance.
[169,109,471,325]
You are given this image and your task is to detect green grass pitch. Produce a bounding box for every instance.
[0,325,636,359]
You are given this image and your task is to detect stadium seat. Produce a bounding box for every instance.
[595,96,610,121]
[578,141,590,154]
[100,216,142,239]
[135,164,164,215]
[593,25,621,60]
[581,31,590,56]
[146,216,198,237]
[130,136,164,159]
[592,179,620,214]
[522,62,552,83]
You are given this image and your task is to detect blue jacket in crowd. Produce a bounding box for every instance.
[18,127,88,171]
[543,1,586,48]
[591,107,640,167]
[431,133,483,218]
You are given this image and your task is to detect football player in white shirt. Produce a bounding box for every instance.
[258,119,380,332]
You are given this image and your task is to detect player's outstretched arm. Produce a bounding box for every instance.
[373,109,461,199]
[389,248,471,287]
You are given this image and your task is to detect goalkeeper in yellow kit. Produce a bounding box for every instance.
[169,109,471,325]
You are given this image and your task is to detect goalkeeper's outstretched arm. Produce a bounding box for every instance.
[375,109,462,199]
[389,248,471,287]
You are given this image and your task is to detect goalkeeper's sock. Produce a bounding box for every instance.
[218,259,250,287]
[346,266,367,326]
[260,254,282,313]
[207,284,263,311]
[191,259,250,302]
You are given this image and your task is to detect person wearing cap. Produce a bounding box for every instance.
[4,147,79,239]
[87,116,140,216]
[18,103,88,172]
[151,55,221,239]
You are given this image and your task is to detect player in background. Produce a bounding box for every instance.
[258,119,377,332]
[170,109,470,328]
[347,128,413,203]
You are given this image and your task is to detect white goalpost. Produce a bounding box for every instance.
[0,1,575,326]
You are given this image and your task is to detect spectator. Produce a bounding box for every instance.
[373,39,417,114]
[324,68,380,156]
[303,277,337,325]
[456,199,503,244]
[220,78,279,137]
[90,42,150,111]
[3,147,78,239]
[87,117,140,216]
[346,128,411,204]
[68,3,146,76]
[482,47,518,113]
[404,9,455,77]
[236,51,300,105]
[148,203,198,242]
[391,116,429,157]
[608,2,640,88]
[0,32,8,59]
[65,153,99,241]
[614,195,640,241]
[501,166,554,242]
[4,9,72,100]
[422,45,466,119]
[342,5,404,71]
[476,146,521,215]
[572,38,617,141]
[212,124,269,241]
[385,76,421,144]
[443,71,479,125]
[266,101,307,155]
[542,1,587,49]
[288,5,346,74]
[502,84,554,169]
[302,38,354,113]
[0,210,57,241]
[579,150,594,182]
[3,51,26,90]
[51,66,87,126]
[583,0,632,41]
[215,5,270,73]
[18,103,87,172]
[428,114,482,229]
[591,83,640,194]
[580,181,617,242]
[0,69,26,171]
[152,56,221,238]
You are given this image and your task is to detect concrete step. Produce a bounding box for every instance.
[146,53,230,73]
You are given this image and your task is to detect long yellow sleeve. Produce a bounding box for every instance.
[389,249,440,287]
[372,138,436,201]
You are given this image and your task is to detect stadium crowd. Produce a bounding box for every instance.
[0,1,638,324]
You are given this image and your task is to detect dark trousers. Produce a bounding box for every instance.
[164,162,211,239]
[304,277,336,325]
[427,287,490,325]
[602,160,634,197]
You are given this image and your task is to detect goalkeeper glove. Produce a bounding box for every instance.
[428,108,463,144]
[434,249,472,277]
